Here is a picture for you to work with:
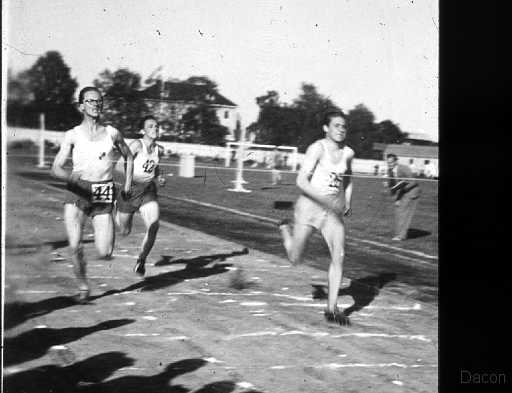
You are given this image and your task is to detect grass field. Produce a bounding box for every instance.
[153,158,439,258]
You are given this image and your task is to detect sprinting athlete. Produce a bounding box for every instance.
[116,115,166,277]
[52,86,133,302]
[279,110,354,326]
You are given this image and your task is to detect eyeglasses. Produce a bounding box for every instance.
[83,99,103,106]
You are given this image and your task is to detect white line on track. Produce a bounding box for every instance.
[312,362,436,369]
[278,302,422,311]
[226,329,431,342]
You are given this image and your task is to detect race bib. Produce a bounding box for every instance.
[328,172,343,190]
[91,182,114,203]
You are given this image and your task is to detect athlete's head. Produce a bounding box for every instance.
[322,110,347,143]
[78,87,103,118]
[386,153,398,169]
[140,115,159,139]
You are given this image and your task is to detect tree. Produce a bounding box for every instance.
[345,104,378,158]
[256,90,280,108]
[181,103,228,145]
[18,51,80,130]
[250,84,340,150]
[292,83,340,152]
[94,68,148,136]
[250,90,300,146]
[251,105,301,147]
[375,120,407,144]
[25,51,77,106]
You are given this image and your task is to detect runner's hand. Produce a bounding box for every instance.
[123,183,131,196]
[343,206,352,217]
[67,172,81,185]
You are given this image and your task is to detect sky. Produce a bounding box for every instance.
[3,0,438,141]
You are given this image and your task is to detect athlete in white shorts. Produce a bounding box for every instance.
[52,87,134,302]
[279,110,354,325]
[115,115,166,277]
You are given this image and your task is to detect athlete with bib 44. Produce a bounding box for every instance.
[51,87,134,302]
[116,115,166,277]
[279,110,354,326]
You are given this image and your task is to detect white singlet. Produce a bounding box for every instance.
[71,125,118,181]
[132,139,160,183]
[310,140,350,196]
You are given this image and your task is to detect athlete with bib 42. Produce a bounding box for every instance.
[279,110,354,326]
[116,115,166,277]
[51,87,134,302]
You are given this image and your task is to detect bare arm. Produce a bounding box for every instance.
[155,145,166,186]
[343,150,354,215]
[113,129,134,193]
[51,131,76,182]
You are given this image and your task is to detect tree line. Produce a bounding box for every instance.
[7,51,407,156]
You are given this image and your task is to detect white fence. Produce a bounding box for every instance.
[5,126,387,174]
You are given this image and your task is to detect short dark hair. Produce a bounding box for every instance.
[322,109,346,127]
[140,115,158,130]
[386,153,398,161]
[78,87,102,103]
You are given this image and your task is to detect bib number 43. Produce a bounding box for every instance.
[91,182,114,203]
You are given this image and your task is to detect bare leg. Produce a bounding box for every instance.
[64,204,88,298]
[138,201,160,267]
[116,210,134,237]
[92,213,115,259]
[279,222,314,265]
[321,215,350,325]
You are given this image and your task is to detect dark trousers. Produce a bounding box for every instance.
[394,194,419,239]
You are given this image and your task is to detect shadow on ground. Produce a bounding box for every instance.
[5,239,93,251]
[4,319,134,367]
[90,250,248,301]
[154,248,249,267]
[5,296,84,330]
[407,228,431,239]
[4,354,264,393]
[312,272,397,316]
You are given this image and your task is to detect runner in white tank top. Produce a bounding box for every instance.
[51,87,134,302]
[279,110,354,326]
[115,115,166,277]
[132,137,161,184]
[70,124,118,181]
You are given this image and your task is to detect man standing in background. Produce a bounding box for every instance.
[385,153,421,241]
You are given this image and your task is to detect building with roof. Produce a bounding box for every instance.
[374,143,439,178]
[402,132,438,146]
[138,81,238,140]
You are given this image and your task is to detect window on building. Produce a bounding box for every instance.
[224,111,229,119]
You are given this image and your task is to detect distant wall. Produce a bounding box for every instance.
[5,127,387,174]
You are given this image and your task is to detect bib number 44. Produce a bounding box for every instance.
[91,182,114,203]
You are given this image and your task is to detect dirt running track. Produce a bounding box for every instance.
[2,165,438,393]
